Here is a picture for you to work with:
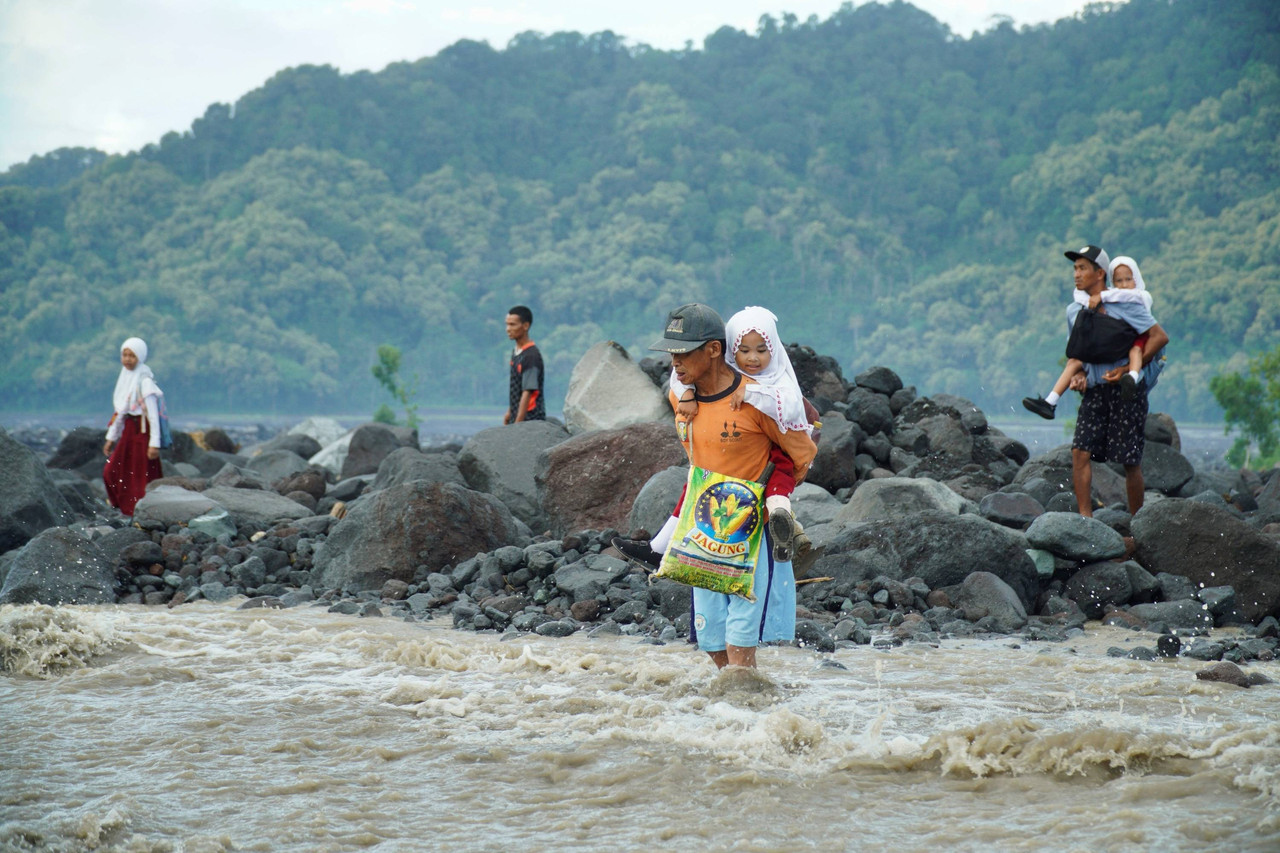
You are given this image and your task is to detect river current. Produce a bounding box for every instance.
[2,602,1277,852]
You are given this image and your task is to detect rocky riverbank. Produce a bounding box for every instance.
[3,344,1279,676]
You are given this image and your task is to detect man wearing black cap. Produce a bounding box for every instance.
[1058,245,1168,516]
[645,303,816,670]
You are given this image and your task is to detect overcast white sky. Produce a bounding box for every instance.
[0,0,1097,172]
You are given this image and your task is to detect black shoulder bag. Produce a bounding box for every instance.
[1065,308,1139,364]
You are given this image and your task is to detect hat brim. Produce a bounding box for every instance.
[648,337,706,354]
[1064,251,1085,262]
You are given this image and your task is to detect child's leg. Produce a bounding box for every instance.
[1048,358,1084,402]
[1127,345,1143,378]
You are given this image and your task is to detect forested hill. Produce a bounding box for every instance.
[2,0,1277,422]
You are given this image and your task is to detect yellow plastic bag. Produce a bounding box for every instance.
[654,465,766,601]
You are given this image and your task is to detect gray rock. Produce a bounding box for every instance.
[914,413,973,466]
[1063,561,1133,619]
[979,492,1045,529]
[459,421,571,531]
[208,463,271,491]
[563,341,671,434]
[1195,661,1251,687]
[133,486,222,527]
[1014,445,1126,509]
[308,432,354,477]
[341,424,414,479]
[1127,441,1194,495]
[287,417,348,449]
[1124,561,1161,604]
[853,366,903,396]
[845,386,894,437]
[838,477,975,523]
[1157,572,1197,602]
[372,446,466,493]
[627,465,690,537]
[807,412,863,493]
[815,511,1039,608]
[253,432,323,461]
[201,487,311,527]
[951,572,1028,633]
[795,620,836,652]
[244,450,310,484]
[793,482,841,528]
[1133,499,1280,623]
[535,620,579,637]
[48,470,103,517]
[1024,512,1126,561]
[0,429,75,552]
[1128,599,1214,630]
[315,481,526,591]
[46,426,108,471]
[553,554,630,602]
[0,527,116,604]
[94,527,152,568]
[1197,586,1237,618]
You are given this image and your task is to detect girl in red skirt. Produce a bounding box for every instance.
[102,337,164,515]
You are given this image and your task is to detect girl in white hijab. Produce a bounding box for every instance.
[102,337,165,515]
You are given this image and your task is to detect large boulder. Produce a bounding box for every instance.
[1132,499,1280,622]
[458,421,571,531]
[626,465,690,537]
[845,386,894,437]
[978,492,1045,529]
[314,481,527,591]
[371,447,467,493]
[537,421,688,535]
[0,428,75,553]
[200,487,312,528]
[837,477,976,524]
[133,486,223,527]
[309,432,355,477]
[288,417,349,449]
[814,511,1039,607]
[1024,512,1127,562]
[341,424,416,479]
[46,426,107,471]
[563,341,670,434]
[1063,561,1134,619]
[1111,441,1194,495]
[0,527,116,605]
[1014,445,1127,508]
[806,412,863,493]
[251,432,323,460]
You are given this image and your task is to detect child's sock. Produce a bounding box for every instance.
[1045,391,1061,406]
[649,515,679,553]
[765,495,792,516]
[1128,370,1140,382]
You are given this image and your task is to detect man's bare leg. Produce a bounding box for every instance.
[1124,463,1145,515]
[1072,448,1093,516]
[707,644,758,669]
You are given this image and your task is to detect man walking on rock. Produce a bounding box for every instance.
[503,305,545,424]
[1059,245,1168,516]
[649,303,816,669]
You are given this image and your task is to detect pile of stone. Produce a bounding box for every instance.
[3,341,1280,672]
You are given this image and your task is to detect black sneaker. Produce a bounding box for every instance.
[1021,396,1056,420]
[610,536,661,570]
[1120,373,1138,401]
[769,508,797,562]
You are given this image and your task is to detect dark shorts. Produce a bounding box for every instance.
[1072,382,1147,465]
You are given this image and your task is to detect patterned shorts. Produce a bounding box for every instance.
[1072,382,1147,465]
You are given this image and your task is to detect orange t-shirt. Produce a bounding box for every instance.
[669,374,816,483]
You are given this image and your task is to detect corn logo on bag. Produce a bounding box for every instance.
[655,465,766,601]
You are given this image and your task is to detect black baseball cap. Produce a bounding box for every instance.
[649,303,725,354]
[1064,244,1110,271]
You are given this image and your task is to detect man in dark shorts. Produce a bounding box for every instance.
[503,305,545,424]
[1063,245,1168,516]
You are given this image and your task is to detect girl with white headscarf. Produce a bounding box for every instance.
[102,337,165,515]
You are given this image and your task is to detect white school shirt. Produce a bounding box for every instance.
[106,391,162,448]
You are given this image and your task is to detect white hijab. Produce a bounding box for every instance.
[112,337,160,415]
[1108,256,1147,291]
[724,306,811,434]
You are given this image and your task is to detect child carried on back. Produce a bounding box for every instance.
[1023,255,1161,419]
[613,306,816,566]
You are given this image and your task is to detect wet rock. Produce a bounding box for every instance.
[610,600,648,624]
[328,600,360,615]
[1125,562,1161,604]
[48,470,103,517]
[796,620,836,653]
[1013,446,1126,509]
[1197,586,1237,619]
[1132,499,1280,622]
[0,428,75,552]
[1063,561,1134,620]
[1195,661,1251,687]
[979,492,1045,529]
[253,432,323,460]
[1122,441,1194,495]
[837,477,976,523]
[0,527,116,605]
[553,554,630,603]
[275,469,328,501]
[315,481,526,592]
[1129,599,1214,631]
[1025,512,1126,562]
[563,341,671,434]
[537,421,687,536]
[239,595,285,609]
[535,620,578,637]
[1156,635,1182,658]
[459,422,570,530]
[372,447,467,494]
[952,572,1028,633]
[816,511,1038,608]
[46,427,107,471]
[1156,572,1196,602]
